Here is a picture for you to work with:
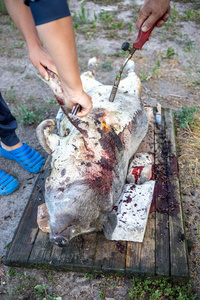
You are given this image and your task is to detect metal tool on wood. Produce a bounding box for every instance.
[109,21,159,103]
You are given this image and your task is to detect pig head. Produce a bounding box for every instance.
[36,59,148,247]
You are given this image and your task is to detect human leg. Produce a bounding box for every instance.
[0,92,44,173]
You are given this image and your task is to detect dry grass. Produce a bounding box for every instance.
[176,113,200,187]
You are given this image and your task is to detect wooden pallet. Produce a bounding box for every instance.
[5,108,189,279]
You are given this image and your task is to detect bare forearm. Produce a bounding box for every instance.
[36,17,82,97]
[4,0,57,78]
[4,0,42,50]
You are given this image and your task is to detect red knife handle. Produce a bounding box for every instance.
[132,20,159,50]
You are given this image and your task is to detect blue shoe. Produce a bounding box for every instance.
[0,143,44,173]
[0,169,19,195]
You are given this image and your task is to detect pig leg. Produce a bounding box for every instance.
[119,60,142,98]
[81,57,102,92]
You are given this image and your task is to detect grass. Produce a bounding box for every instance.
[6,268,61,299]
[101,60,113,71]
[0,0,8,14]
[73,3,93,25]
[174,106,200,129]
[72,6,130,39]
[181,9,200,23]
[164,3,179,27]
[176,33,195,52]
[151,57,161,77]
[13,94,58,126]
[99,291,104,298]
[175,109,200,188]
[4,85,17,102]
[14,103,44,125]
[127,277,197,300]
[163,47,178,59]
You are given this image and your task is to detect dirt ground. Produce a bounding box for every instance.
[0,0,200,299]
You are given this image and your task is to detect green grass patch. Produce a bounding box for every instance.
[101,60,113,71]
[14,103,44,125]
[128,277,197,300]
[163,47,178,59]
[181,9,200,23]
[174,106,200,129]
[176,33,195,52]
[0,0,8,15]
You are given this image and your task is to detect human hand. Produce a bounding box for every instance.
[64,90,93,118]
[137,0,170,32]
[28,43,58,80]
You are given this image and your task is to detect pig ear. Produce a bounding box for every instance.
[36,119,59,154]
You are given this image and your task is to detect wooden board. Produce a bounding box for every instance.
[4,108,189,279]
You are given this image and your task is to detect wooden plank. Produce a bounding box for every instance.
[94,233,126,272]
[164,108,189,278]
[28,230,53,267]
[154,108,170,276]
[29,229,97,272]
[59,232,97,272]
[126,107,156,275]
[126,213,156,275]
[5,173,43,266]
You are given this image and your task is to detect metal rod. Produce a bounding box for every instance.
[109,47,137,102]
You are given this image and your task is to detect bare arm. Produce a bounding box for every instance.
[137,0,171,32]
[36,17,93,117]
[4,0,57,79]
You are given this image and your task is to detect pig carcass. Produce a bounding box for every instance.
[36,58,148,247]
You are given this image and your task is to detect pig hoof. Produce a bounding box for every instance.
[51,235,68,247]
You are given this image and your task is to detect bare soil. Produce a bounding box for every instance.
[0,0,200,299]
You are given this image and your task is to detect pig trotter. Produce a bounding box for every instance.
[51,235,68,247]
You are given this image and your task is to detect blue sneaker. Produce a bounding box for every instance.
[0,169,19,195]
[0,143,44,173]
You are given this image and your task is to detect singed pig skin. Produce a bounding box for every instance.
[36,61,148,246]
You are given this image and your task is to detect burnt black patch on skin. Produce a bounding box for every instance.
[110,127,123,151]
[90,108,105,120]
[61,169,66,176]
[58,187,65,193]
[97,157,112,171]
[86,162,91,167]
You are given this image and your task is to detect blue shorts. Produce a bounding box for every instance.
[24,0,71,26]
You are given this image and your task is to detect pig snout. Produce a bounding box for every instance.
[51,234,68,247]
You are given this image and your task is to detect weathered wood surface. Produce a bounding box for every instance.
[154,108,170,276]
[164,108,189,277]
[4,108,189,279]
